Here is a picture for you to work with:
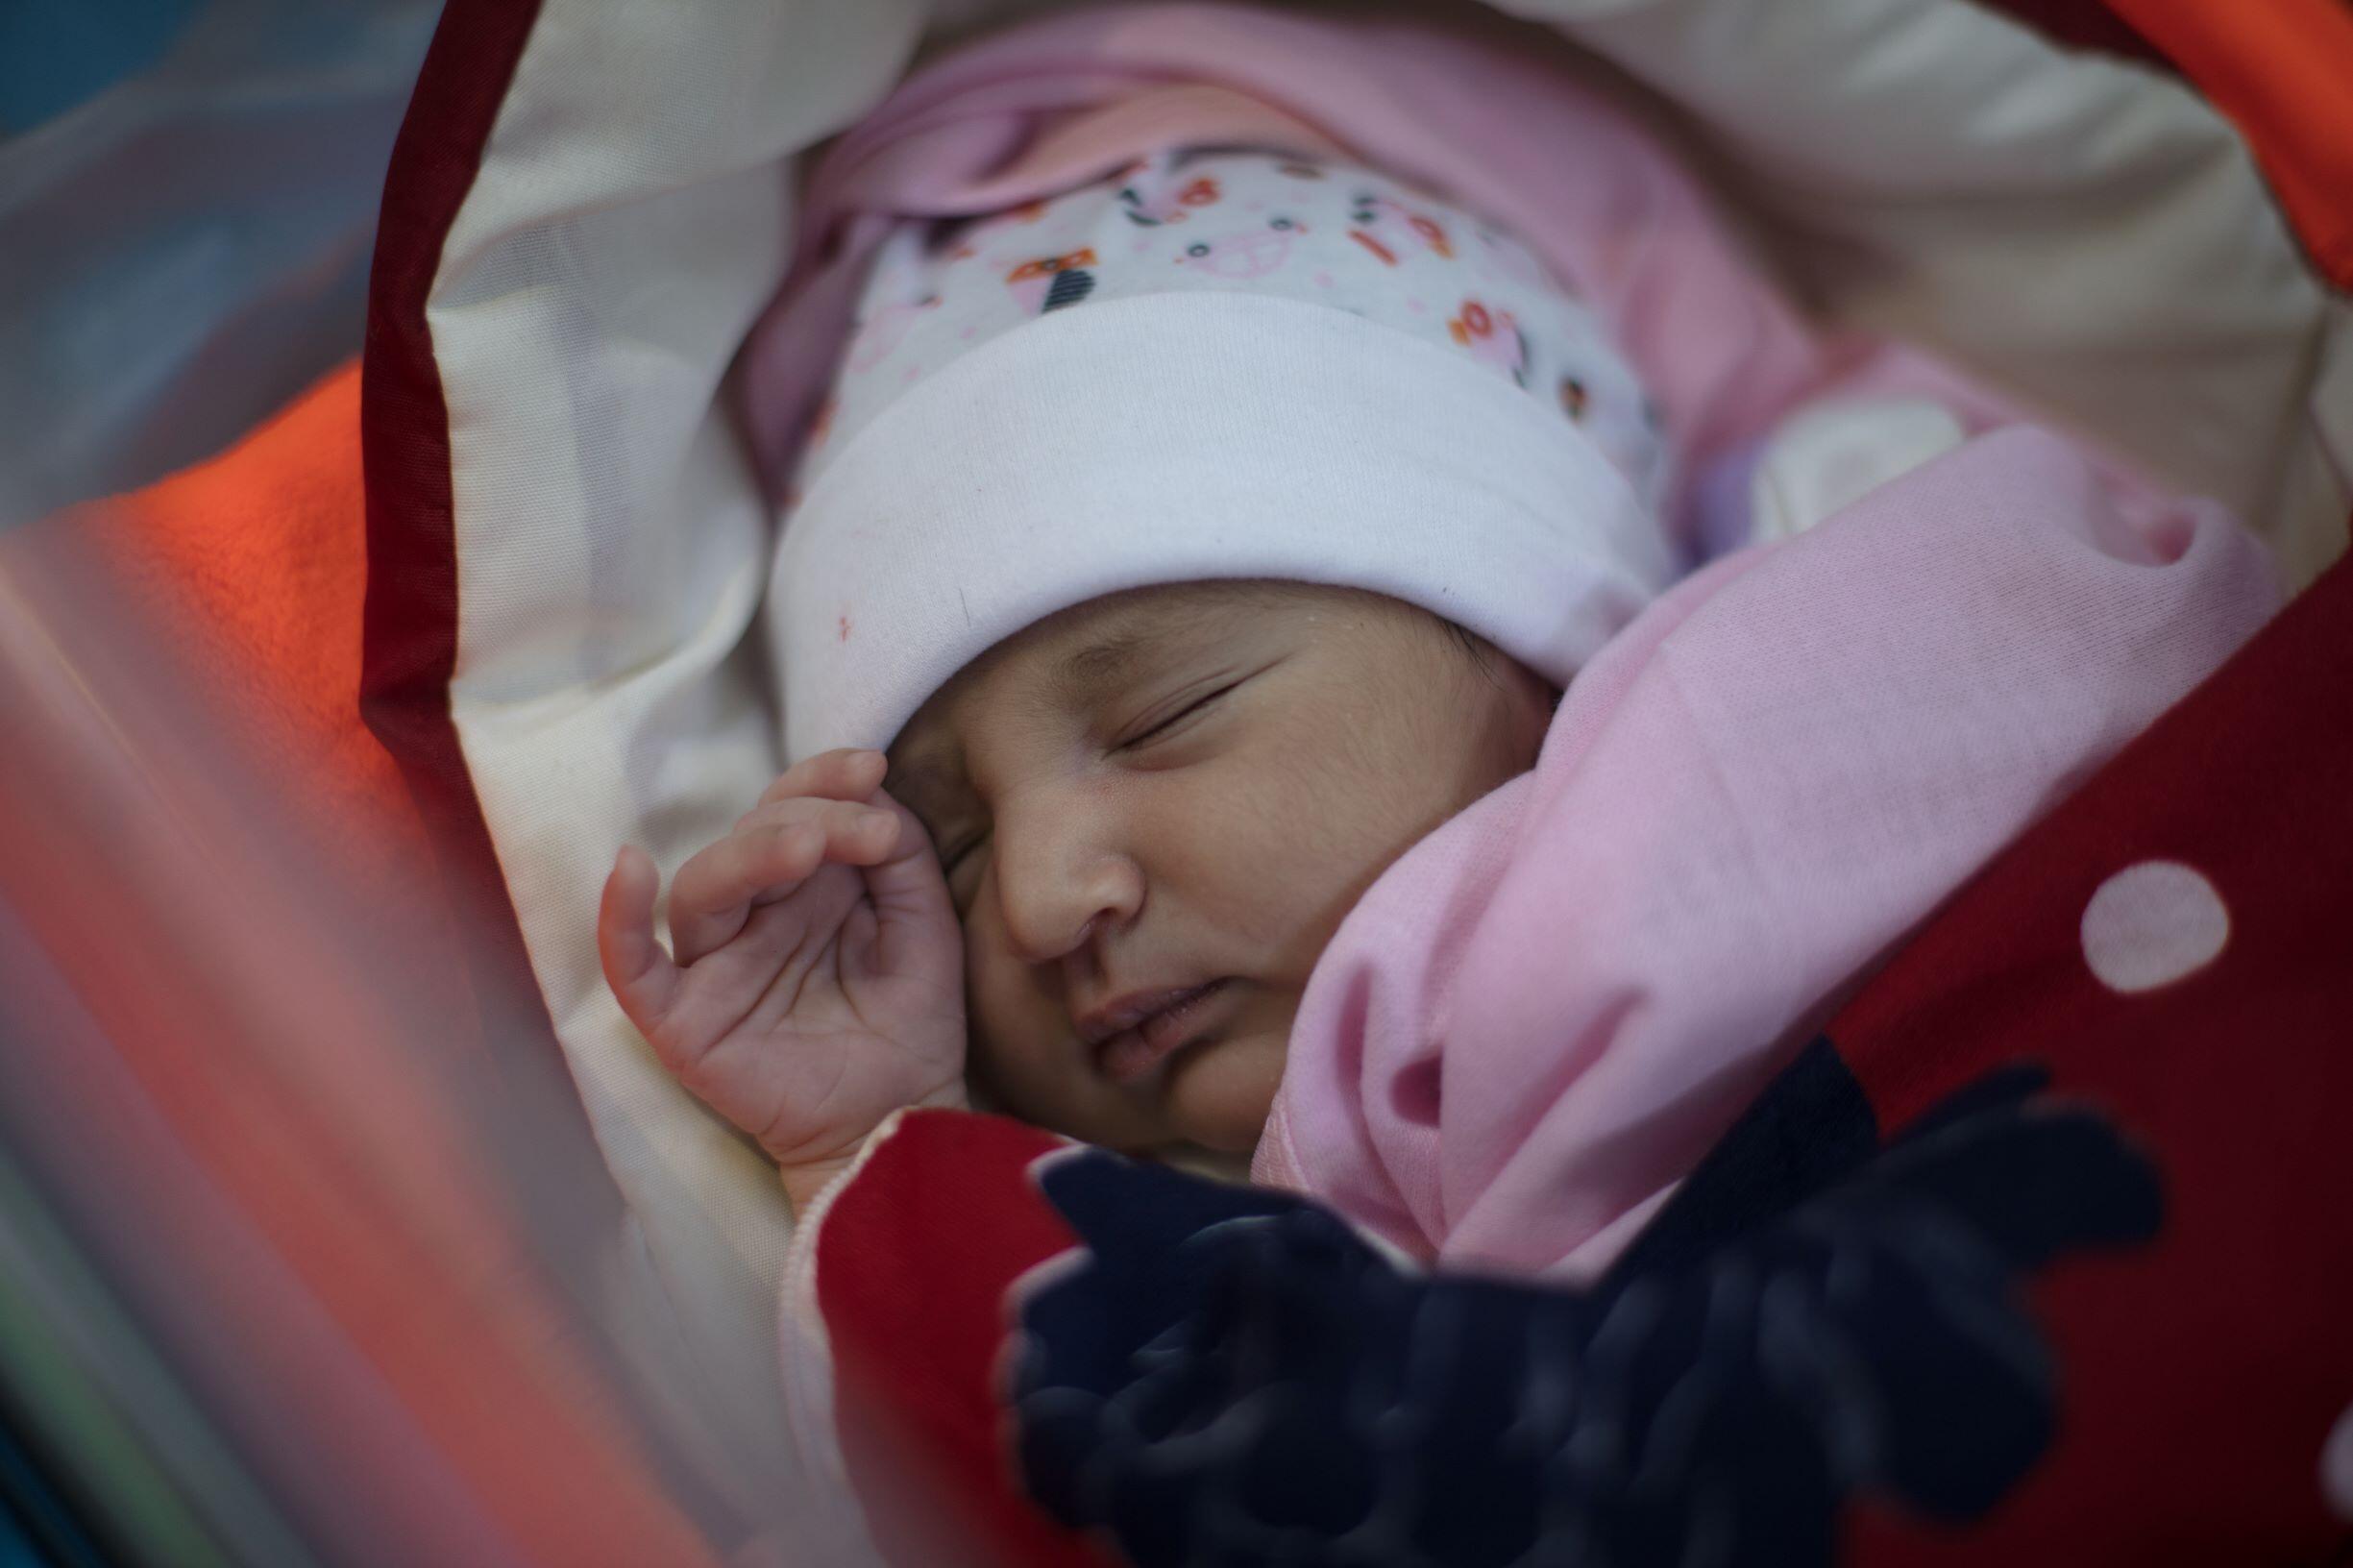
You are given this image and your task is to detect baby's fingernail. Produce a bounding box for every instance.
[858,809,895,832]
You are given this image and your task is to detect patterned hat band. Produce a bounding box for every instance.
[773,147,1679,762]
[789,147,1673,512]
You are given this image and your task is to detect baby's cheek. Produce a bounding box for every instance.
[961,930,1069,1091]
[1162,1023,1289,1153]
[960,925,1027,1069]
[958,981,1048,1124]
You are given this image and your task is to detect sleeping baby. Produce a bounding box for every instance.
[599,136,2276,1275]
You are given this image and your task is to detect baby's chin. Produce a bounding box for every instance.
[1159,1021,1288,1156]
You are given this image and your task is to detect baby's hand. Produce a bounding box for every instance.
[598,749,967,1201]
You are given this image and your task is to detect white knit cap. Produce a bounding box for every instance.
[772,148,1677,762]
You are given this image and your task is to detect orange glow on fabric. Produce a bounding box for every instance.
[2106,0,2353,287]
[0,525,733,1566]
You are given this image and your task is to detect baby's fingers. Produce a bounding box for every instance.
[669,821,824,966]
[600,845,682,1036]
[753,747,887,814]
[671,796,900,964]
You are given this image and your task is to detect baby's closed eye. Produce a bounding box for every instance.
[1115,681,1240,751]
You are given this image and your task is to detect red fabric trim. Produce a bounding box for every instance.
[818,1112,1117,1568]
[358,0,708,1500]
[1967,0,2178,72]
[358,4,587,1105]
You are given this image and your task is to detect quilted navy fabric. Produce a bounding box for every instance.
[1011,1045,2162,1566]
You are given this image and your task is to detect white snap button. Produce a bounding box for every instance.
[2321,1400,2353,1521]
[2079,861,2228,994]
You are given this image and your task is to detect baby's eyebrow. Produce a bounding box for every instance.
[1049,625,1156,708]
[1046,593,1260,713]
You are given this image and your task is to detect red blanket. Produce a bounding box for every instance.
[803,549,2353,1565]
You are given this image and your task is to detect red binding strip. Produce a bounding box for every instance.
[358,0,581,1096]
[1968,0,2177,72]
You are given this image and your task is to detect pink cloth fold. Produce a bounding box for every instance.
[1251,427,2279,1277]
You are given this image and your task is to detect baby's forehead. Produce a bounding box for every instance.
[932,580,1313,708]
[885,579,1331,778]
[1024,578,1312,664]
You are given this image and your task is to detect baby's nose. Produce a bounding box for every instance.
[993,816,1141,967]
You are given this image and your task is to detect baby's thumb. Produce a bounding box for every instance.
[600,845,683,1033]
[856,796,957,975]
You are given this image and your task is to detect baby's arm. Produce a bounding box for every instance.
[597,748,968,1213]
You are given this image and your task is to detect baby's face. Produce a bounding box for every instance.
[886,580,1552,1159]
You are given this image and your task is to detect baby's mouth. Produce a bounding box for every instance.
[1091,979,1233,1086]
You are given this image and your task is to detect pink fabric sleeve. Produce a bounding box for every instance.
[1254,427,2281,1279]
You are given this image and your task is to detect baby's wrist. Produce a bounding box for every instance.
[914,1079,970,1115]
[779,1154,858,1218]
[777,1085,971,1216]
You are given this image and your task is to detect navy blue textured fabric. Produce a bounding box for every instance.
[1011,1047,2162,1566]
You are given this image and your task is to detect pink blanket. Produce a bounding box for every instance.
[1254,427,2276,1275]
